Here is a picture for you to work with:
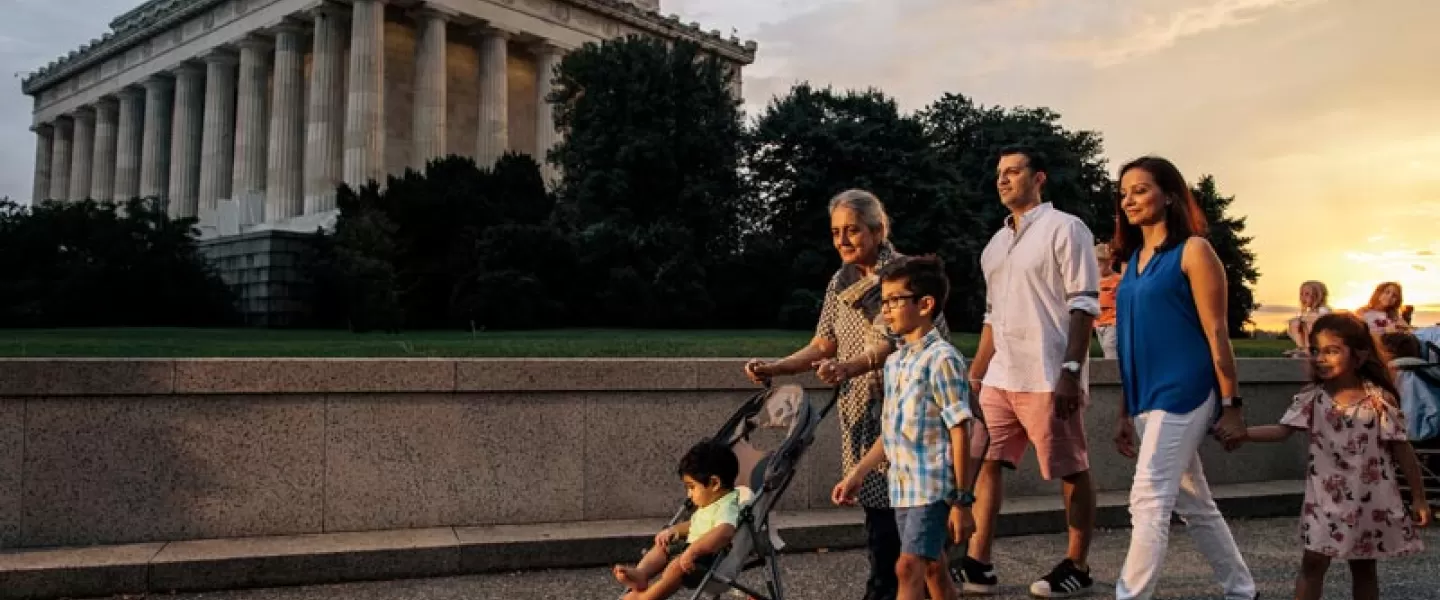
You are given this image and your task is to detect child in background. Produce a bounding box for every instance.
[1094,242,1120,359]
[1240,313,1431,600]
[615,440,741,600]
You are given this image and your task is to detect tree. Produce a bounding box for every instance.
[306,154,573,331]
[916,93,1116,328]
[548,34,747,326]
[0,197,237,327]
[1192,175,1260,337]
[743,83,968,328]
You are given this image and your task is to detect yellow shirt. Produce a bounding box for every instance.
[687,489,741,543]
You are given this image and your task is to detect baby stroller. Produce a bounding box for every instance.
[1394,325,1440,509]
[623,382,838,600]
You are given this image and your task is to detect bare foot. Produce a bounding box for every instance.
[614,564,649,591]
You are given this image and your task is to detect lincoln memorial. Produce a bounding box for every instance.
[21,0,756,236]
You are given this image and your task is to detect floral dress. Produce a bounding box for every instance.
[1280,383,1425,559]
[816,245,949,509]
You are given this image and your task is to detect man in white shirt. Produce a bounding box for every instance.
[954,146,1101,599]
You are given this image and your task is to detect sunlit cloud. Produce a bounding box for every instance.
[1051,0,1327,67]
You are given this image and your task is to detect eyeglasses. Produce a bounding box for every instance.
[881,295,916,310]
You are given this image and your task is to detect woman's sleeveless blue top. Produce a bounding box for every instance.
[1116,242,1218,417]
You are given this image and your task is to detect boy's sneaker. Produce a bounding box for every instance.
[1028,558,1093,598]
[949,555,998,595]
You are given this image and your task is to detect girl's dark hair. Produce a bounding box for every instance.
[1308,312,1400,400]
[1110,156,1209,262]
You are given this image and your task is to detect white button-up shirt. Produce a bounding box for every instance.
[979,202,1100,393]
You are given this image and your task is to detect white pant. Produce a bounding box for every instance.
[1096,326,1118,359]
[1115,394,1255,600]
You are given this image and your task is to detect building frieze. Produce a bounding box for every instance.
[21,0,756,96]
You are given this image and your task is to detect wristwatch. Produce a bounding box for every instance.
[953,489,976,507]
[1061,361,1081,375]
[1221,396,1244,408]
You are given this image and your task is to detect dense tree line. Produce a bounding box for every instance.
[0,198,238,327]
[4,34,1260,336]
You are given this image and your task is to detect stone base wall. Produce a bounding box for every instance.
[0,358,1311,550]
[196,229,318,327]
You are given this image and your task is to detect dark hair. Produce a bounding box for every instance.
[880,254,950,316]
[678,439,738,489]
[1110,156,1209,263]
[1380,332,1422,361]
[997,145,1049,175]
[1308,313,1400,400]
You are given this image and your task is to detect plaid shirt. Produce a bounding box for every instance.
[881,327,976,508]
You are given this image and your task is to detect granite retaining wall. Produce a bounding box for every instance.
[0,358,1311,549]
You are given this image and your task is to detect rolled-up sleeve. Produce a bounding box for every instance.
[930,350,975,428]
[1056,218,1100,317]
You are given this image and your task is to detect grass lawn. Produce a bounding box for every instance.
[0,328,1297,358]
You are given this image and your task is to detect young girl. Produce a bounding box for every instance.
[1243,313,1432,600]
[1285,280,1332,358]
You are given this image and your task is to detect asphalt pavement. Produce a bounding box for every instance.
[93,517,1436,600]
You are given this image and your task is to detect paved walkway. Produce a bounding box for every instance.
[100,518,1434,600]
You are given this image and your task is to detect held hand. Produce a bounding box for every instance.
[743,359,772,386]
[1054,371,1082,420]
[968,378,983,402]
[813,358,852,385]
[1114,419,1138,459]
[831,474,861,506]
[948,505,975,544]
[1212,409,1247,451]
[1414,503,1432,528]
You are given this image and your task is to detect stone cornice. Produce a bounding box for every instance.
[564,0,757,64]
[22,0,228,95]
[22,0,757,96]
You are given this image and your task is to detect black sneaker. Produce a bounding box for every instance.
[1028,558,1093,598]
[949,555,998,595]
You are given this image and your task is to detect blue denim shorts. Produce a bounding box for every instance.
[894,501,950,560]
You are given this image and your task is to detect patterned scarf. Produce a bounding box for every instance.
[835,243,899,321]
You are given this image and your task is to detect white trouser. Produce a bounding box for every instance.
[1115,394,1256,600]
[1096,326,1118,359]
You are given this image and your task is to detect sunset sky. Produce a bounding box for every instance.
[2,0,1436,331]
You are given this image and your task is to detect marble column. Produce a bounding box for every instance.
[139,75,175,201]
[411,6,449,170]
[48,117,72,201]
[475,26,510,169]
[305,2,347,214]
[167,63,206,219]
[266,23,306,222]
[32,124,53,203]
[91,98,119,202]
[534,43,565,188]
[113,87,145,201]
[67,108,95,202]
[198,50,238,215]
[344,0,385,187]
[232,36,272,219]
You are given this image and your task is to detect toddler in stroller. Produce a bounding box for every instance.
[1382,329,1440,509]
[614,440,743,600]
[614,383,841,600]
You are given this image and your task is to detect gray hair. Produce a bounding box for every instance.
[828,189,891,243]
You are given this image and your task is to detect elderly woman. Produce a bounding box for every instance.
[744,189,947,600]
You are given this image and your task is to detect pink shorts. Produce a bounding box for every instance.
[979,386,1090,480]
